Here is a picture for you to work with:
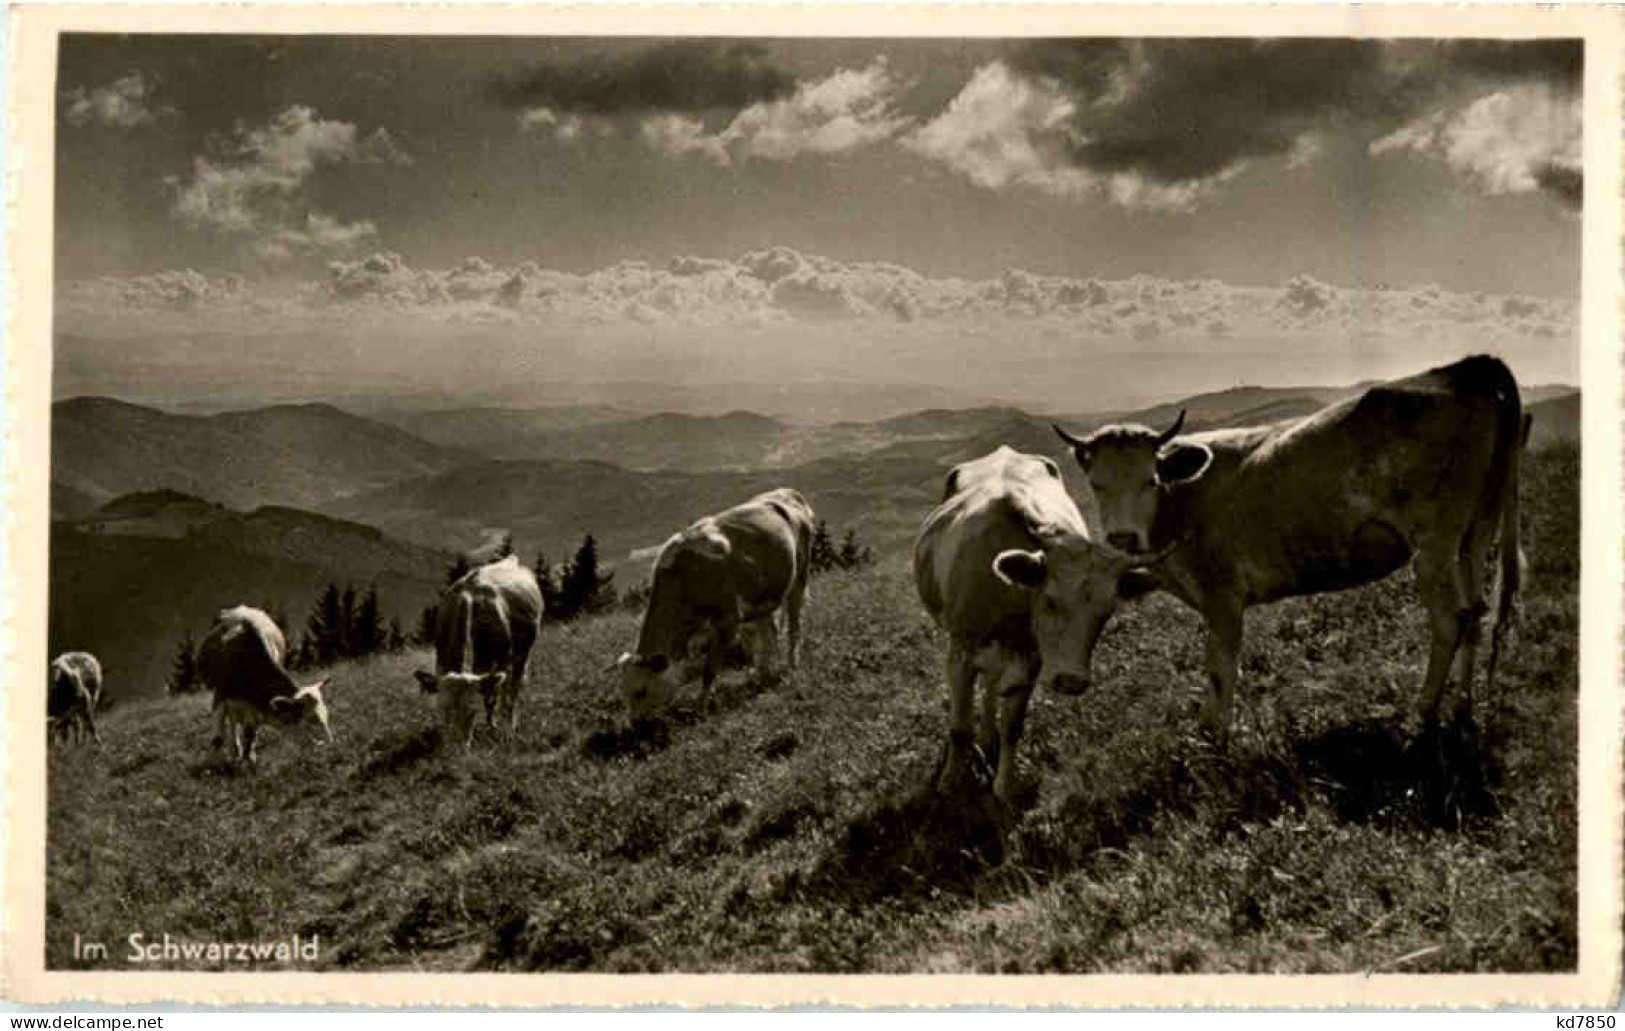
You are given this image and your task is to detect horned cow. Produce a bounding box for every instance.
[913,447,1173,804]
[1053,353,1529,739]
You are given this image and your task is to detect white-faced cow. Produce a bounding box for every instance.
[914,447,1174,803]
[198,606,332,764]
[48,651,103,747]
[414,554,542,748]
[616,488,814,721]
[1052,354,1529,739]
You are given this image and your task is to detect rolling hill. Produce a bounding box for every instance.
[50,492,453,700]
[51,397,473,510]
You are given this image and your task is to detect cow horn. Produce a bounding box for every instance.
[1052,422,1087,449]
[1155,409,1186,447]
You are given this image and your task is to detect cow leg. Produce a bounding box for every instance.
[1452,520,1497,722]
[992,657,1037,806]
[1415,547,1467,728]
[936,640,979,793]
[507,653,529,734]
[1199,602,1244,743]
[785,578,807,670]
[700,625,728,713]
[243,724,259,766]
[81,703,102,747]
[213,705,229,755]
[755,617,780,677]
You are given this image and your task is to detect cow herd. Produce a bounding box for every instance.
[49,356,1533,819]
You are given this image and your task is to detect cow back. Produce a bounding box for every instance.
[198,606,295,707]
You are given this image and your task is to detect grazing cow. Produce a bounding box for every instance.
[914,447,1174,803]
[413,554,542,748]
[198,606,332,764]
[1052,354,1529,739]
[48,651,103,747]
[617,488,814,721]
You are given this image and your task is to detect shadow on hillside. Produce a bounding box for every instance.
[789,713,1507,902]
[1019,710,1505,878]
[356,727,442,779]
[581,668,784,763]
[788,752,1012,904]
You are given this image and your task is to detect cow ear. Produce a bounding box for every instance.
[270,695,298,712]
[994,549,1048,589]
[1156,442,1213,487]
[414,671,438,694]
[647,654,669,674]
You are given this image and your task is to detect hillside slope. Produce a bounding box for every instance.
[52,397,471,510]
[50,494,452,699]
[46,445,1577,973]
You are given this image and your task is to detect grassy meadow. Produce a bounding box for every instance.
[44,444,1578,973]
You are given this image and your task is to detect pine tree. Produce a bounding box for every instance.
[414,603,440,647]
[810,519,837,575]
[560,534,616,618]
[535,550,564,621]
[339,585,359,658]
[495,532,514,559]
[352,584,384,657]
[308,583,344,666]
[167,631,198,695]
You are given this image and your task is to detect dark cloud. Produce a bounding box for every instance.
[1533,162,1583,210]
[1005,38,1581,188]
[488,43,796,115]
[1437,39,1583,89]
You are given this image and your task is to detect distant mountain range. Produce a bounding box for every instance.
[51,396,471,513]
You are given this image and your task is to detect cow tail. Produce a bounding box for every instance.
[1486,396,1529,699]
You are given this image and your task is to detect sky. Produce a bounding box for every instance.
[54,36,1583,412]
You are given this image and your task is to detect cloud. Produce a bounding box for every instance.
[491,43,795,116]
[629,59,910,165]
[912,39,1583,210]
[902,62,1207,210]
[62,246,1577,360]
[1372,84,1581,209]
[168,105,411,259]
[62,72,167,128]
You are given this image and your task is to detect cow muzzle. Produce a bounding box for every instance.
[1047,671,1091,696]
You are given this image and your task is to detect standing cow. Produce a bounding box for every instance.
[914,447,1173,804]
[616,488,814,721]
[414,554,542,748]
[198,606,333,765]
[48,651,103,747]
[1052,354,1528,739]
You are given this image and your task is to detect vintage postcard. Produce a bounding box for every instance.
[4,2,1621,1009]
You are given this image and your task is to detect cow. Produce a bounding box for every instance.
[913,447,1175,804]
[616,488,814,721]
[1052,354,1529,740]
[198,606,332,765]
[48,651,103,747]
[413,554,542,748]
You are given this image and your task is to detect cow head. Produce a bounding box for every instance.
[614,652,674,721]
[995,534,1178,695]
[414,670,506,747]
[1054,409,1212,554]
[269,679,334,744]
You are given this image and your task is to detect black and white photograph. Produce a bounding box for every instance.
[9,5,1621,1008]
